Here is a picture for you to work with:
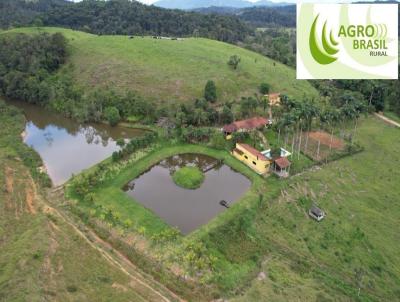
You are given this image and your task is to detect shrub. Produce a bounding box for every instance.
[172,167,205,189]
[259,82,270,95]
[116,138,125,147]
[210,132,226,150]
[66,285,78,293]
[104,106,121,126]
[227,55,241,70]
[204,80,217,103]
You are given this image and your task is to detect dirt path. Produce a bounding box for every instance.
[48,205,181,302]
[374,113,400,128]
[5,166,13,194]
[25,187,36,214]
[40,187,184,302]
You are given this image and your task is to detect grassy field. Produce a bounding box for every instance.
[3,27,318,103]
[227,117,400,301]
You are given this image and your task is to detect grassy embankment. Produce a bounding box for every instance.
[0,100,180,302]
[3,27,318,103]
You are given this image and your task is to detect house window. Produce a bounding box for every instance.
[252,161,257,165]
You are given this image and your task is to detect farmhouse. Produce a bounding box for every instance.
[266,92,281,107]
[223,116,269,138]
[232,143,270,174]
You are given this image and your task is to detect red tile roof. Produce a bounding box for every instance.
[238,143,268,161]
[274,157,291,169]
[223,117,268,132]
[223,123,237,133]
[268,92,281,98]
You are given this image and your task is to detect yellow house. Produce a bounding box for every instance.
[232,143,270,174]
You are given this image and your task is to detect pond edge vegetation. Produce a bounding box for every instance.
[172,166,205,190]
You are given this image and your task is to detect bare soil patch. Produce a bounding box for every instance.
[308,131,345,150]
[5,166,13,194]
[25,188,36,214]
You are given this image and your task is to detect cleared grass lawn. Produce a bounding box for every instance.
[228,116,400,301]
[3,27,318,103]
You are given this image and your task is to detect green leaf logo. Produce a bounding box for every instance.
[309,14,339,65]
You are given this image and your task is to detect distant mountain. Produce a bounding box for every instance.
[153,0,290,10]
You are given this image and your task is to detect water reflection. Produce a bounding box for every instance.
[7,100,145,185]
[124,153,251,234]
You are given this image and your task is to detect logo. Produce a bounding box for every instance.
[297,4,398,79]
[310,14,339,65]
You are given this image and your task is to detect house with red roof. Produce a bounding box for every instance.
[223,117,269,138]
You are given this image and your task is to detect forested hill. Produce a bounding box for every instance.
[194,5,296,28]
[0,0,251,43]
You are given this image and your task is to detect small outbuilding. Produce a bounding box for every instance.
[272,156,291,178]
[308,205,325,221]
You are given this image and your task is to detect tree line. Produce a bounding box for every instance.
[312,79,400,117]
[1,0,251,43]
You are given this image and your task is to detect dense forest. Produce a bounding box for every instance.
[0,33,67,103]
[312,79,400,116]
[239,27,296,67]
[195,5,296,28]
[0,0,251,43]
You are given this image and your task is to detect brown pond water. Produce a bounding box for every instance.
[7,100,146,185]
[124,153,251,234]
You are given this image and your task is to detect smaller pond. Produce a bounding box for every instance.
[6,100,146,185]
[124,153,251,234]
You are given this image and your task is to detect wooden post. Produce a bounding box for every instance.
[285,128,288,149]
[317,140,321,161]
[304,131,309,155]
[298,128,302,160]
[278,128,281,145]
[291,132,295,155]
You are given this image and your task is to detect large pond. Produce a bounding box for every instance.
[124,153,251,234]
[6,100,146,185]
